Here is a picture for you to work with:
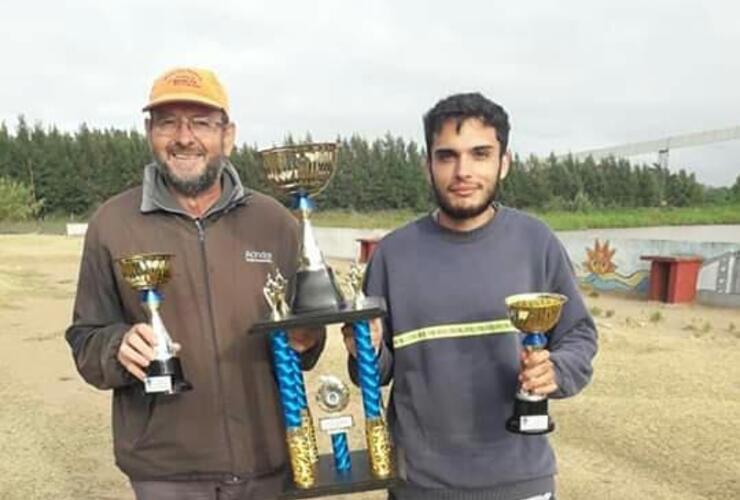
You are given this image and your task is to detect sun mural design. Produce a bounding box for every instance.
[584,239,617,275]
[579,238,649,293]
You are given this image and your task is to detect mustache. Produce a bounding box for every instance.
[166,145,205,155]
[448,182,482,190]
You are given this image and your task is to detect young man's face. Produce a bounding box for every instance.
[428,117,510,222]
[146,102,235,196]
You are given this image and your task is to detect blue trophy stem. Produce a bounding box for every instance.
[353,320,382,419]
[331,432,352,472]
[522,332,548,351]
[289,347,308,410]
[270,330,302,429]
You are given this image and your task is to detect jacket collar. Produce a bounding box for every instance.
[140,160,251,218]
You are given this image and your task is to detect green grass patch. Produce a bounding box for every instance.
[0,216,70,235]
[649,311,664,323]
[4,204,740,233]
[313,204,740,230]
[311,209,423,229]
[533,204,740,231]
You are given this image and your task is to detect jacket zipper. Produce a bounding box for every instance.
[195,218,237,476]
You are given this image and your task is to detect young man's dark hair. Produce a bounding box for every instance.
[423,92,511,159]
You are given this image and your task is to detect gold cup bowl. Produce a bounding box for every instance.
[259,142,338,197]
[117,253,173,290]
[505,293,568,333]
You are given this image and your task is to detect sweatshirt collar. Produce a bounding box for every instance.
[140,160,251,217]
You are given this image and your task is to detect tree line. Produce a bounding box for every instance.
[1,117,739,220]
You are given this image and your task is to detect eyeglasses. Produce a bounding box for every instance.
[152,115,226,137]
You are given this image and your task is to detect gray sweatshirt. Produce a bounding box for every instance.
[352,206,597,500]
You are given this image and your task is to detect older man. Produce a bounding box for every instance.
[66,67,323,500]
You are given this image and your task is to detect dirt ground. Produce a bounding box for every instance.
[1,234,738,500]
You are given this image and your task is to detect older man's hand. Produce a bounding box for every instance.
[288,326,325,353]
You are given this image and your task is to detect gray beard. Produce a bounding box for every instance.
[156,156,226,197]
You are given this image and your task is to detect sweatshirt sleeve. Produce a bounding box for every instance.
[544,235,598,399]
[347,246,395,387]
[64,220,136,390]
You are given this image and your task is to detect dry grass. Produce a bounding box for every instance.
[1,235,739,500]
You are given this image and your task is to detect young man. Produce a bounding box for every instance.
[65,67,323,500]
[345,93,597,500]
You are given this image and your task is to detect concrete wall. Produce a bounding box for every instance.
[558,235,740,308]
[315,227,740,309]
[67,223,740,308]
[65,223,88,237]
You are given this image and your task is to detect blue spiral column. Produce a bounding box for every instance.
[270,330,315,488]
[352,320,381,419]
[330,432,352,472]
[270,330,302,429]
[353,319,392,478]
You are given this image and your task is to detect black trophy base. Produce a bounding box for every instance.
[144,357,193,395]
[292,268,346,314]
[251,296,386,335]
[279,450,399,499]
[506,398,555,435]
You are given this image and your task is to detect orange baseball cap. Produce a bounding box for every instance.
[143,67,229,113]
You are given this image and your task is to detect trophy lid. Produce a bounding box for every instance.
[505,293,568,333]
[117,253,173,290]
[259,142,338,198]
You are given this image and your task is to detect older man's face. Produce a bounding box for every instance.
[147,102,235,196]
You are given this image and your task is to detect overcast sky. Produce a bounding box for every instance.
[2,1,739,186]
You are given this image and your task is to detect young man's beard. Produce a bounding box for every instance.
[431,176,500,220]
[156,156,226,197]
[432,184,497,220]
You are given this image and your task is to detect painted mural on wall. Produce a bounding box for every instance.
[576,239,649,293]
[696,250,740,307]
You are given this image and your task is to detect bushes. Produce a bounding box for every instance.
[0,177,43,221]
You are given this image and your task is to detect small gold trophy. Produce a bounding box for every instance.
[505,293,567,434]
[117,253,192,395]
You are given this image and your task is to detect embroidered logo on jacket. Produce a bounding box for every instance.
[244,250,273,263]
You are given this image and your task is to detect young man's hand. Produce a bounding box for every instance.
[519,349,557,395]
[341,317,383,358]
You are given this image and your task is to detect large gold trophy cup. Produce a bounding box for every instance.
[117,253,192,395]
[505,293,567,434]
[251,143,396,498]
[260,142,344,313]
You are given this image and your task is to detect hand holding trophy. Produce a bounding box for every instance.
[505,293,567,434]
[117,253,192,395]
[251,143,396,497]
